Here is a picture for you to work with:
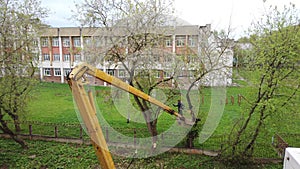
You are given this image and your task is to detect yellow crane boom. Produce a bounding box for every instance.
[67,62,187,169]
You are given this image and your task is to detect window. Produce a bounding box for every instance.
[84,37,92,46]
[53,54,60,61]
[155,70,161,78]
[41,38,48,47]
[33,40,38,47]
[74,54,81,62]
[188,37,196,47]
[153,55,160,62]
[54,68,61,76]
[95,36,106,47]
[52,37,59,47]
[187,55,197,63]
[118,69,126,78]
[63,54,70,62]
[107,69,115,76]
[73,37,81,47]
[64,68,71,76]
[165,39,172,47]
[178,70,185,77]
[62,37,70,47]
[163,55,172,63]
[176,37,185,47]
[44,68,51,76]
[189,70,196,77]
[163,71,171,78]
[43,53,50,61]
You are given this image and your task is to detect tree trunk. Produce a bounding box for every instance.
[150,121,158,149]
[242,105,266,156]
[231,98,261,156]
[0,119,28,149]
[186,136,194,148]
[131,91,159,148]
[13,116,21,132]
[143,111,158,148]
[186,82,197,122]
[5,107,22,132]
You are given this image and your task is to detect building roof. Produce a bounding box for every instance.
[40,24,211,37]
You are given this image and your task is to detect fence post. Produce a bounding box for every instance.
[29,124,32,140]
[231,96,234,105]
[105,127,109,142]
[134,128,137,146]
[79,126,83,139]
[54,126,58,138]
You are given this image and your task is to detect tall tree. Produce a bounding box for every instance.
[0,0,47,149]
[76,0,177,149]
[173,26,234,148]
[227,3,300,159]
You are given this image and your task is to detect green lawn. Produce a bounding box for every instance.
[1,78,298,168]
[0,138,283,169]
[25,82,300,146]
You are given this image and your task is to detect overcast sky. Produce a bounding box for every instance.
[40,0,300,39]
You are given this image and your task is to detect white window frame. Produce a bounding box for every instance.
[43,53,50,61]
[74,54,81,62]
[63,68,71,76]
[63,54,70,62]
[53,54,60,62]
[44,68,51,76]
[165,39,172,47]
[189,70,196,77]
[73,37,81,47]
[54,68,61,76]
[41,38,48,47]
[176,37,185,47]
[163,71,171,78]
[84,37,92,45]
[95,36,105,47]
[188,37,196,47]
[155,70,161,78]
[107,69,115,76]
[52,37,59,47]
[62,37,70,47]
[118,69,126,78]
[152,55,160,62]
[164,55,172,63]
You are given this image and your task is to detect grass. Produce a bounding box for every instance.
[26,82,78,123]
[1,74,299,168]
[24,82,300,148]
[0,138,283,169]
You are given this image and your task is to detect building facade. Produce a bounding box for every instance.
[38,24,233,86]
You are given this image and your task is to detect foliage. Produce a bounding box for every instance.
[233,37,253,67]
[0,0,47,148]
[0,138,283,169]
[227,3,300,159]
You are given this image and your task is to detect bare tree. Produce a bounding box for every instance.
[174,26,234,148]
[75,0,177,148]
[0,0,47,149]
